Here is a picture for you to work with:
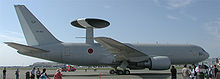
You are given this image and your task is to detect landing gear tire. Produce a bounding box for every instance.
[109,69,115,74]
[109,68,130,75]
[124,70,130,75]
[117,70,124,75]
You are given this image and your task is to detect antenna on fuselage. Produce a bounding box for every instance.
[71,18,110,44]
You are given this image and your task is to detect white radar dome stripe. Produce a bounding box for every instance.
[77,18,93,28]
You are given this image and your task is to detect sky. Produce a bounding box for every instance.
[0,0,220,66]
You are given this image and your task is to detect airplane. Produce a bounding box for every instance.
[5,5,209,75]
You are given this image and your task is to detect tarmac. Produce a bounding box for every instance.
[0,69,184,79]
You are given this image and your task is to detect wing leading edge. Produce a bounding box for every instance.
[94,37,149,62]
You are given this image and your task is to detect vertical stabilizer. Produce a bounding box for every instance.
[14,5,61,46]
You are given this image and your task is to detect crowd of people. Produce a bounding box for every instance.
[2,67,63,79]
[2,65,219,79]
[25,68,51,79]
[171,64,219,79]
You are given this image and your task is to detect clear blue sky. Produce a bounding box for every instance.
[0,0,220,66]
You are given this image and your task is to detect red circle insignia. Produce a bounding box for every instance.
[88,48,93,54]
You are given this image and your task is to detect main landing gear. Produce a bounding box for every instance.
[109,69,130,75]
[110,61,130,75]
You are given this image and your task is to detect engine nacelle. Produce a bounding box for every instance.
[132,56,171,70]
[149,56,171,70]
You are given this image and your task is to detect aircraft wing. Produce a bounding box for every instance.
[4,42,49,53]
[94,37,149,62]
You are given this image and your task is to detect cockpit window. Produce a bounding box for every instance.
[202,49,206,52]
[199,52,204,56]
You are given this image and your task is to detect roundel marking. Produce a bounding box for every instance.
[88,48,93,54]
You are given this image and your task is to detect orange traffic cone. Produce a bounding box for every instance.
[99,72,101,79]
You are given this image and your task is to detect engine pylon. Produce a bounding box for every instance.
[71,18,110,44]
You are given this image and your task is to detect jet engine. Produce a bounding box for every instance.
[149,56,171,70]
[129,56,171,70]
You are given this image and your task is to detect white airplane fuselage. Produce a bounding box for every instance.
[19,42,209,66]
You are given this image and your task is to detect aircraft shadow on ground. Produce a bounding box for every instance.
[53,73,171,79]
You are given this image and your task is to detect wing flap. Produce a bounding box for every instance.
[95,37,149,62]
[4,42,49,53]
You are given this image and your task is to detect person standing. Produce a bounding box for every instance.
[40,68,50,79]
[195,65,200,79]
[3,67,6,79]
[189,66,195,79]
[198,65,206,79]
[214,65,219,77]
[170,66,177,79]
[204,66,210,79]
[192,65,197,79]
[36,68,41,79]
[210,66,214,79]
[31,67,36,79]
[26,71,30,79]
[53,69,62,79]
[15,68,20,79]
[182,64,190,79]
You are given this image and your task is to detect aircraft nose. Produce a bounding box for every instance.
[200,48,209,60]
[204,52,209,59]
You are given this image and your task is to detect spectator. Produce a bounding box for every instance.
[182,64,190,79]
[36,68,41,79]
[195,65,201,79]
[3,67,6,79]
[26,71,30,79]
[53,69,62,79]
[214,65,219,77]
[208,65,212,78]
[170,65,177,79]
[198,65,206,79]
[192,65,197,78]
[40,68,50,79]
[204,65,210,79]
[189,66,195,79]
[31,67,36,79]
[15,68,19,79]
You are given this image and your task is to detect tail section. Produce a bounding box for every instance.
[14,5,61,46]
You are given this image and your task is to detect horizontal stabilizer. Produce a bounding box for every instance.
[4,42,49,53]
